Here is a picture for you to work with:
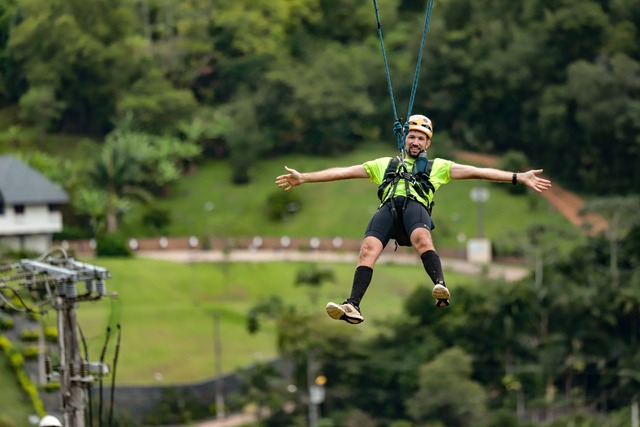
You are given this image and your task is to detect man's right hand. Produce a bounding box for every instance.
[275,166,303,191]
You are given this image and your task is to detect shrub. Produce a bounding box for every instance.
[0,313,13,330]
[9,352,24,369]
[265,191,302,222]
[53,225,93,240]
[44,326,58,342]
[0,334,11,353]
[21,329,39,342]
[43,382,61,393]
[142,206,172,234]
[96,234,133,257]
[22,345,40,360]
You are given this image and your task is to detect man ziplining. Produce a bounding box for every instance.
[275,114,552,324]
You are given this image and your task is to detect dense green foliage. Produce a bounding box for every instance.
[1,0,638,195]
[242,229,640,427]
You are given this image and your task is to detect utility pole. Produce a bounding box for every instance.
[57,294,85,427]
[470,187,489,238]
[213,311,225,419]
[306,349,325,427]
[13,255,113,427]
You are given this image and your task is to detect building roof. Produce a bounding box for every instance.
[0,155,69,205]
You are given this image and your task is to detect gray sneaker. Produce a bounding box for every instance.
[432,283,450,308]
[326,301,364,324]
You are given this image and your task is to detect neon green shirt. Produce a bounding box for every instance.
[363,157,453,207]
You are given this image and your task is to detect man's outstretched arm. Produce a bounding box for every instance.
[450,163,552,193]
[275,165,368,191]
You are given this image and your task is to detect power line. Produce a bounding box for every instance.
[1,248,116,427]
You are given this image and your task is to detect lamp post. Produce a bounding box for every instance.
[470,187,489,237]
[467,187,492,264]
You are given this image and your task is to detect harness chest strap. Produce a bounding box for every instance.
[376,156,436,214]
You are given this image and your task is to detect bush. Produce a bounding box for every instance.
[0,313,13,330]
[21,329,39,342]
[96,234,133,257]
[22,345,40,360]
[43,382,61,393]
[142,206,172,234]
[44,326,58,342]
[53,225,93,240]
[265,191,302,222]
[9,352,24,369]
[0,335,11,353]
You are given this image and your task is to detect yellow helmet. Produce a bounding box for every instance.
[408,114,433,138]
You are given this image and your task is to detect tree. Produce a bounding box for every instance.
[580,195,640,288]
[406,347,488,427]
[17,86,65,142]
[295,264,336,305]
[264,41,379,155]
[115,69,199,136]
[88,131,150,233]
[7,0,141,133]
[71,187,109,236]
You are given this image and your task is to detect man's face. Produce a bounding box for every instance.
[405,130,431,158]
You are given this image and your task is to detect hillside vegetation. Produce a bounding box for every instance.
[124,140,573,253]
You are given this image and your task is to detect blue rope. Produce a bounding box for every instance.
[406,0,435,121]
[372,0,399,124]
[372,0,436,157]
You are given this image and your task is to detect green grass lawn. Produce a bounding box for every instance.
[53,257,478,386]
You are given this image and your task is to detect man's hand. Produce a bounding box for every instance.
[275,166,303,191]
[520,169,552,193]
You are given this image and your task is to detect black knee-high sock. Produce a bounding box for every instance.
[347,266,373,307]
[421,250,445,286]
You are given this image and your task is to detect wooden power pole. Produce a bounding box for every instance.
[17,256,112,427]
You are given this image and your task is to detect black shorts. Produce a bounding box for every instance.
[364,197,434,247]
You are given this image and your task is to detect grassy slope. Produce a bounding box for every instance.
[130,141,570,251]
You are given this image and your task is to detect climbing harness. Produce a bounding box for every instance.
[377,153,436,215]
[372,0,436,161]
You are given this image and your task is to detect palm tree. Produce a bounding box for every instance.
[89,131,152,233]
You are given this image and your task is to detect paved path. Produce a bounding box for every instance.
[196,413,261,427]
[138,249,529,282]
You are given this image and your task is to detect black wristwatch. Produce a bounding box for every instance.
[512,173,518,185]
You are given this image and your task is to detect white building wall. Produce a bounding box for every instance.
[0,234,51,253]
[0,204,61,253]
[0,204,63,235]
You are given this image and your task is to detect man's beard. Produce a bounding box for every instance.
[406,148,420,159]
